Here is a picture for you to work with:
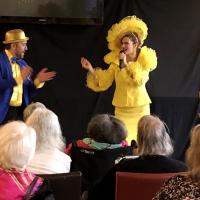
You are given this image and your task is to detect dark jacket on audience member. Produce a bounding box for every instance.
[88,155,188,200]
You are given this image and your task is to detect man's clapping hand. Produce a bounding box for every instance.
[36,68,56,83]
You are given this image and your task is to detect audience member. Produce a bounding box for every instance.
[0,121,42,200]
[26,108,71,174]
[88,115,187,200]
[68,114,133,196]
[153,124,200,200]
[65,113,129,154]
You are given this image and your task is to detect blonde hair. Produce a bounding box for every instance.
[0,121,36,171]
[23,102,46,121]
[26,108,65,152]
[137,115,173,156]
[186,125,200,181]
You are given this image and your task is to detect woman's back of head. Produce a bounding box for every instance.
[0,121,36,171]
[137,115,173,156]
[87,114,127,144]
[26,108,65,152]
[23,102,46,121]
[186,125,200,181]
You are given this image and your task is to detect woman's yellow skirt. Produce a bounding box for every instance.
[115,105,150,144]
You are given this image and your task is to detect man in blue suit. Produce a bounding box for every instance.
[0,29,56,123]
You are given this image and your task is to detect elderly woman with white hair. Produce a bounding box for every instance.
[88,115,188,200]
[26,108,71,174]
[0,121,42,199]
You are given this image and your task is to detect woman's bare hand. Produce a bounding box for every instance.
[81,57,94,73]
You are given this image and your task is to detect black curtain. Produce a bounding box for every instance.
[1,0,200,161]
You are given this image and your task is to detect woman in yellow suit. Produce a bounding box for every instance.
[81,16,157,144]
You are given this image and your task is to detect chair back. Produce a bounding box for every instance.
[70,145,133,191]
[36,171,82,200]
[115,172,185,200]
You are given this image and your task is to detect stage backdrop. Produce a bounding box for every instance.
[0,0,200,160]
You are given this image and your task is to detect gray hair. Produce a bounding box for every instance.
[137,115,173,156]
[23,102,46,121]
[87,114,127,144]
[26,108,65,152]
[0,121,36,171]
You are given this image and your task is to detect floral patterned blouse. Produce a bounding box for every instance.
[153,175,200,200]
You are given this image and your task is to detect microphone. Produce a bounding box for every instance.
[119,50,124,68]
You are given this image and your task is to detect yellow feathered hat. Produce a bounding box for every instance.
[106,16,148,51]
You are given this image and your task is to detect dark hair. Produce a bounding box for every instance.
[87,114,127,144]
[121,32,141,46]
[4,44,11,50]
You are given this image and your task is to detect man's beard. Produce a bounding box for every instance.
[16,52,25,59]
